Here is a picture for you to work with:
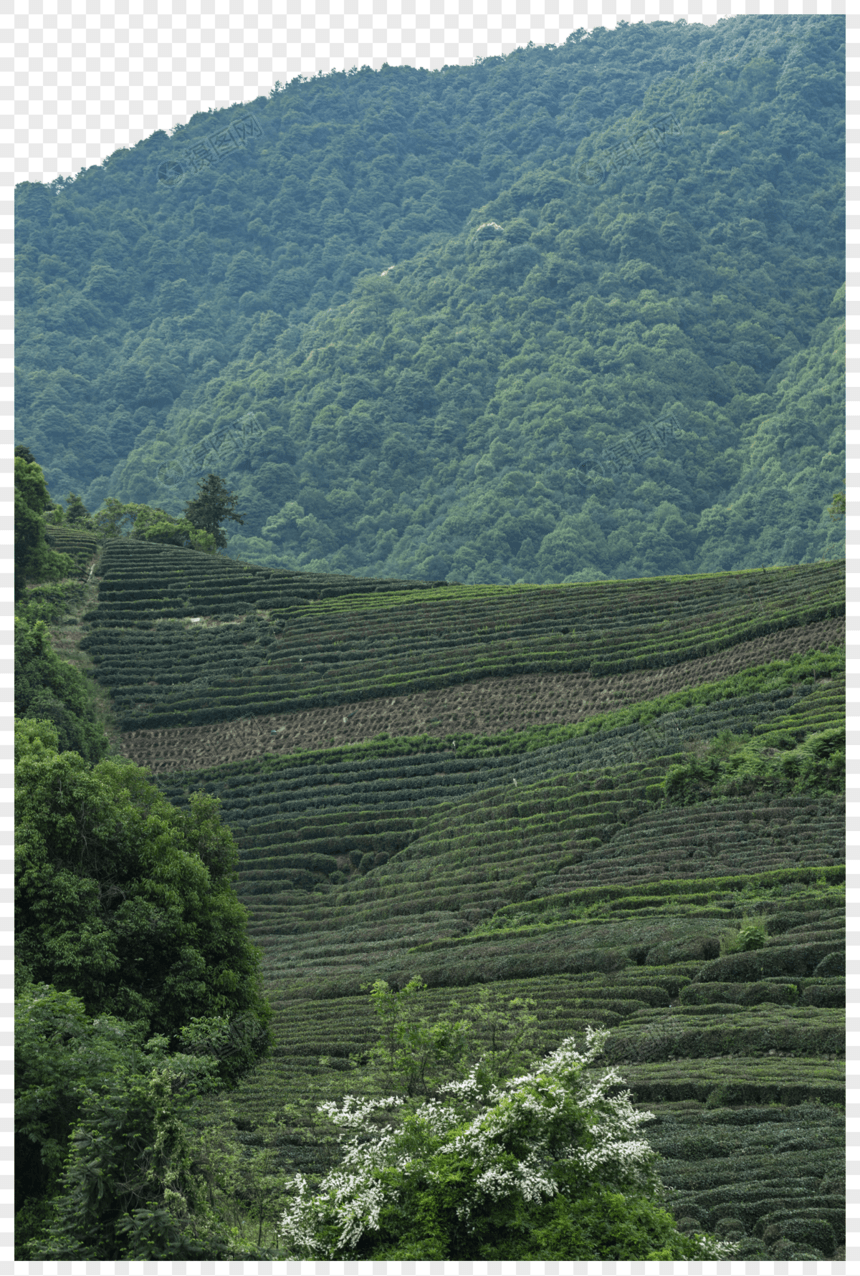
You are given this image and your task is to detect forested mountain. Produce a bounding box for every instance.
[15,14,844,584]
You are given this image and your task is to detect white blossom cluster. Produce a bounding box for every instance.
[279,1094,404,1254]
[277,1026,728,1259]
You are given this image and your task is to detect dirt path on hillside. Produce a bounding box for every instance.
[119,616,844,774]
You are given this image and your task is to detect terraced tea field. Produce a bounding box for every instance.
[73,540,845,1260]
[121,615,843,772]
[81,543,841,734]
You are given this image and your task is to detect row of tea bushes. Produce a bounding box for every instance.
[150,648,844,811]
[232,824,842,1002]
[228,953,843,1257]
[649,1102,845,1258]
[156,660,843,909]
[197,780,841,919]
[90,638,838,731]
[79,542,843,1255]
[290,559,840,626]
[218,763,842,1250]
[274,874,843,999]
[422,862,845,947]
[44,526,100,575]
[352,796,842,949]
[256,962,843,1074]
[165,782,841,957]
[83,555,843,730]
[84,537,447,624]
[601,1002,844,1063]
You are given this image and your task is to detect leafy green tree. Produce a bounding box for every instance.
[15,717,272,1069]
[91,496,137,539]
[19,991,232,1260]
[14,456,55,520]
[357,976,551,1099]
[14,456,75,599]
[15,624,108,763]
[15,981,136,1252]
[828,484,846,521]
[64,492,92,526]
[130,503,217,551]
[192,1107,292,1252]
[278,1027,737,1259]
[16,980,279,1260]
[89,498,217,551]
[355,976,470,1098]
[184,474,246,549]
[15,18,845,582]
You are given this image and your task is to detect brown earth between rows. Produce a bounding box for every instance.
[119,616,844,774]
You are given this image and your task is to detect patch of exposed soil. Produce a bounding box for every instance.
[119,616,844,774]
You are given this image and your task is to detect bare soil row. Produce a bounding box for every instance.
[119,616,844,774]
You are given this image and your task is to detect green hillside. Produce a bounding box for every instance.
[14,10,846,1257]
[45,532,843,1260]
[15,14,844,583]
[79,539,841,732]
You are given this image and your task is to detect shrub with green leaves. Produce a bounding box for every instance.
[354,976,550,1100]
[15,621,108,763]
[665,721,845,805]
[719,913,770,956]
[278,1027,738,1260]
[14,455,76,600]
[16,982,289,1261]
[19,988,235,1260]
[15,718,272,1066]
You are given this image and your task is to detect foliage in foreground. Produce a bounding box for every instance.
[14,454,75,600]
[15,616,108,764]
[278,1027,737,1260]
[16,982,277,1260]
[15,718,272,1070]
[345,976,552,1100]
[16,974,740,1260]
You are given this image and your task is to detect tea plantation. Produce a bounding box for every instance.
[70,538,845,1260]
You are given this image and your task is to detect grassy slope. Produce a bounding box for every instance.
[64,536,845,1259]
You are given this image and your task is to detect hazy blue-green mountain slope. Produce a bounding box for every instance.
[695,284,845,573]
[15,15,844,585]
[17,17,729,497]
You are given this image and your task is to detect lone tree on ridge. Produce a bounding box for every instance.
[184,474,245,549]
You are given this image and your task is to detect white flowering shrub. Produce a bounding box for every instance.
[278,1026,739,1260]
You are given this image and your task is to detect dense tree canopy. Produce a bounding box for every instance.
[14,464,275,1258]
[63,492,93,526]
[14,15,844,583]
[15,718,272,1067]
[16,982,267,1259]
[14,456,74,598]
[15,621,108,763]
